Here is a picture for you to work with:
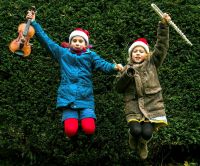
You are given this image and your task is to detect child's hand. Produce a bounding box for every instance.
[115,64,124,71]
[162,13,171,24]
[26,10,36,21]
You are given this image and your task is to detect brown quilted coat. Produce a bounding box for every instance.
[116,22,169,124]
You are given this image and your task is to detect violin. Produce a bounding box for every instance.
[9,6,36,57]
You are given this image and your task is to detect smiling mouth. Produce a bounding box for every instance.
[136,57,141,60]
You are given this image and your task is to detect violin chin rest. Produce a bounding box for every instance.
[15,50,25,56]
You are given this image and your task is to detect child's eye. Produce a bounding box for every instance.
[73,39,77,42]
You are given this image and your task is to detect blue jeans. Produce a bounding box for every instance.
[61,108,96,122]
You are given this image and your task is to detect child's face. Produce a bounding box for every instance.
[70,36,87,51]
[131,46,148,63]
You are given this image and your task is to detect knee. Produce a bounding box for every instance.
[81,118,96,135]
[64,118,78,138]
[142,123,153,140]
[128,121,142,137]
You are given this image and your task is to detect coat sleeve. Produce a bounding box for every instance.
[91,52,116,73]
[115,65,134,93]
[152,21,169,68]
[31,21,66,61]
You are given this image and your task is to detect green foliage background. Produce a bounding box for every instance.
[0,0,199,165]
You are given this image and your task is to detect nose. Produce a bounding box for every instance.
[136,51,140,55]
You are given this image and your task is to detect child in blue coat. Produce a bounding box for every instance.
[26,11,123,142]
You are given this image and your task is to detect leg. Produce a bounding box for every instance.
[62,109,79,138]
[128,121,142,149]
[138,122,154,160]
[81,118,96,135]
[64,118,79,138]
[81,118,96,145]
[128,121,142,137]
[141,122,153,141]
[80,108,96,144]
[80,108,96,136]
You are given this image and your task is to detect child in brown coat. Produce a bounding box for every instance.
[115,13,171,159]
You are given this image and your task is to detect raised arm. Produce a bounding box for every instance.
[152,13,170,68]
[26,10,65,61]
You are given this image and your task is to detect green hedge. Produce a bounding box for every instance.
[0,0,199,165]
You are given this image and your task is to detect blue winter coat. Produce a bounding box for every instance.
[31,21,116,110]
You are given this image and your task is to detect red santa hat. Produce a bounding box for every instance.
[128,38,149,55]
[69,28,89,45]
